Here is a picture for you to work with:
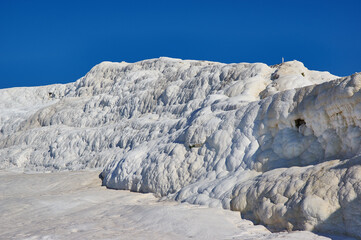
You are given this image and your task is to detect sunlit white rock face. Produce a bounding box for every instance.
[1,57,360,238]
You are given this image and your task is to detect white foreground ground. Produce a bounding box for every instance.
[0,170,354,240]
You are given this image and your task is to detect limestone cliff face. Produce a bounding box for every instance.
[2,57,361,238]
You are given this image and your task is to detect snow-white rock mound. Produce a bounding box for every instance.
[2,57,361,238]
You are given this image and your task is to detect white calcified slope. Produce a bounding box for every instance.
[1,57,360,238]
[2,170,338,240]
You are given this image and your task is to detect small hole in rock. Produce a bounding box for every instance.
[189,143,203,149]
[271,73,279,80]
[295,119,306,128]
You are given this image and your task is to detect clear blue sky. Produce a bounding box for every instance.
[0,0,360,89]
